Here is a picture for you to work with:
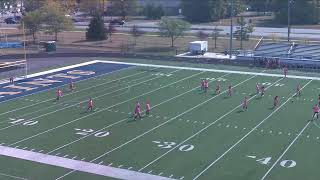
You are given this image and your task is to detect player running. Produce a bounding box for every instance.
[256,83,260,94]
[86,98,94,112]
[69,81,75,91]
[9,76,14,84]
[273,96,279,109]
[296,84,301,96]
[312,104,319,120]
[227,85,232,97]
[215,83,221,94]
[134,102,142,119]
[146,101,151,116]
[56,89,62,101]
[283,66,288,78]
[242,96,248,111]
[260,85,265,97]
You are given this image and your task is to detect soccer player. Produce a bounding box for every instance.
[242,96,248,111]
[318,94,320,106]
[260,85,265,97]
[227,85,232,97]
[215,83,221,94]
[86,98,94,112]
[283,66,288,78]
[204,79,209,92]
[134,102,141,119]
[256,83,260,94]
[313,104,319,120]
[201,79,205,91]
[9,76,14,84]
[296,84,301,96]
[56,89,62,101]
[146,101,151,116]
[69,80,75,91]
[273,96,279,109]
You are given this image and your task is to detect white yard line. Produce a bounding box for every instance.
[2,73,153,123]
[0,172,28,180]
[0,69,180,131]
[56,72,258,179]
[0,61,136,105]
[193,80,312,180]
[0,66,149,117]
[260,121,311,180]
[9,70,202,146]
[0,145,173,180]
[96,60,320,81]
[139,77,283,172]
[47,73,230,154]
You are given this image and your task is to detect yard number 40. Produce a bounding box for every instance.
[253,156,296,168]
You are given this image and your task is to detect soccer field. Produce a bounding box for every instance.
[0,60,320,180]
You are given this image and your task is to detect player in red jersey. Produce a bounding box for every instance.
[69,80,75,91]
[204,79,209,92]
[215,83,221,94]
[56,89,62,101]
[242,96,248,111]
[256,83,260,94]
[146,101,151,116]
[296,84,301,96]
[227,85,232,97]
[283,66,288,78]
[134,102,141,119]
[312,104,319,120]
[86,98,94,112]
[273,96,279,109]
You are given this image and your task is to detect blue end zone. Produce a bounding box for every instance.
[0,62,133,103]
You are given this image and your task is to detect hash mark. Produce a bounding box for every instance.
[72,156,77,159]
[128,167,133,170]
[108,163,113,166]
[148,170,153,174]
[31,149,35,151]
[63,155,68,158]
[169,174,173,178]
[99,161,104,165]
[158,172,163,176]
[22,147,27,150]
[180,176,185,180]
[39,150,44,153]
[118,165,123,168]
[81,158,86,161]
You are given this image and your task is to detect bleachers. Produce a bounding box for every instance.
[254,43,290,57]
[254,42,320,60]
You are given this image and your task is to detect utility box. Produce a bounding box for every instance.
[44,41,56,52]
[189,41,208,55]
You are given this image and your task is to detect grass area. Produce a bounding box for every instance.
[0,60,319,179]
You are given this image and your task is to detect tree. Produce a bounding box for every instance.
[158,17,191,47]
[211,26,222,49]
[197,31,209,40]
[143,3,165,20]
[273,0,318,25]
[130,25,144,46]
[24,0,46,12]
[106,23,116,42]
[86,13,107,40]
[79,0,108,15]
[108,0,138,19]
[41,1,73,41]
[22,10,43,42]
[182,0,245,23]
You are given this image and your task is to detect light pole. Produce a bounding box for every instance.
[288,0,294,42]
[229,0,234,59]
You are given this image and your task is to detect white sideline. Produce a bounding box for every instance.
[96,60,320,81]
[0,145,173,180]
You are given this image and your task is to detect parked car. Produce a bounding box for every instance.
[110,19,125,25]
[4,17,17,24]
